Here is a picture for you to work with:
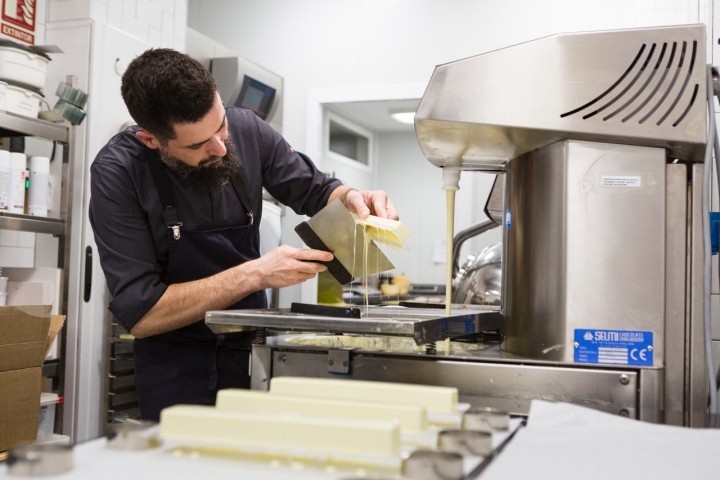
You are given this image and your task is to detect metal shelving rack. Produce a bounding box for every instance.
[1,107,77,432]
[106,317,139,424]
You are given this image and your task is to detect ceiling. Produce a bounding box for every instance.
[324,98,421,133]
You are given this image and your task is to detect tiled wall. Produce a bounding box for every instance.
[0,232,36,267]
[46,0,187,51]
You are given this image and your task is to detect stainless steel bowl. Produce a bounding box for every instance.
[452,242,502,306]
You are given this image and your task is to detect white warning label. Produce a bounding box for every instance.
[601,176,641,187]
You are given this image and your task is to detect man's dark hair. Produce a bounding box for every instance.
[121,48,218,141]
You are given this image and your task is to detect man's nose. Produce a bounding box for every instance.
[207,135,227,157]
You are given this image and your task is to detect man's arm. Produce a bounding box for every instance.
[130,245,332,338]
[328,185,399,220]
[89,146,333,339]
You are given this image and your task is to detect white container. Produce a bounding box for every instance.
[0,80,6,110]
[38,393,60,441]
[8,152,26,214]
[0,40,50,90]
[0,276,7,293]
[5,82,43,118]
[0,150,9,211]
[28,156,49,217]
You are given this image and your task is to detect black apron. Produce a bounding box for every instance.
[133,158,266,421]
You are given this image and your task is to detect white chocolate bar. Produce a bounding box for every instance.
[269,377,458,414]
[216,389,428,432]
[160,405,401,456]
[351,213,410,250]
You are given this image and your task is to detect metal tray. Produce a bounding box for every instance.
[205,306,502,345]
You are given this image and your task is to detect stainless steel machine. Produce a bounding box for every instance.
[206,24,716,428]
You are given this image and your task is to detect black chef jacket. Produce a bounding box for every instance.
[89,106,342,332]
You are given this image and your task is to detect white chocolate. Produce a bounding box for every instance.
[160,405,400,456]
[269,377,458,414]
[351,213,410,250]
[216,389,428,432]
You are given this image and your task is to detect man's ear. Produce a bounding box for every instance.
[135,130,162,150]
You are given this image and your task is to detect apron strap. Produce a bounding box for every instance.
[148,158,256,239]
[208,334,225,390]
[148,157,183,239]
[229,171,254,226]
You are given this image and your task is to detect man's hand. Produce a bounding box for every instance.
[329,186,399,220]
[246,245,333,290]
[130,245,332,338]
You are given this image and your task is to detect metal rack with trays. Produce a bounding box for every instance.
[106,316,139,424]
[0,97,78,434]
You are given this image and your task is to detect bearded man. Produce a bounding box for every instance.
[89,48,398,421]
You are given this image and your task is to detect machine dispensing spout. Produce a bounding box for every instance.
[442,166,462,191]
[442,166,462,321]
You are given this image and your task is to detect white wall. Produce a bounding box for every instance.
[375,131,503,284]
[47,0,186,50]
[189,0,701,156]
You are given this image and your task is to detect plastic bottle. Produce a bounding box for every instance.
[28,156,49,217]
[0,151,9,211]
[8,152,26,214]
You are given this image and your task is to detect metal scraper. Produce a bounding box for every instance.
[295,199,395,285]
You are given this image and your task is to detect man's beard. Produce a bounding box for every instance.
[159,139,240,192]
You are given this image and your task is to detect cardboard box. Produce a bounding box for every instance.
[0,305,52,451]
[0,367,42,451]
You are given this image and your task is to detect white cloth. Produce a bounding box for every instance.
[482,400,720,480]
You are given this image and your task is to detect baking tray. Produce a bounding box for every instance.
[205,306,502,345]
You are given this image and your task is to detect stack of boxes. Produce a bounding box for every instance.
[0,305,64,451]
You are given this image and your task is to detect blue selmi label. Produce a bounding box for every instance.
[438,318,475,335]
[574,329,653,366]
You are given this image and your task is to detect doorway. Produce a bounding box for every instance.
[296,85,501,304]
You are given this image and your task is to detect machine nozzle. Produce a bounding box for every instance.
[442,166,462,191]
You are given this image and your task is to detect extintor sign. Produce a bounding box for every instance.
[1,0,35,45]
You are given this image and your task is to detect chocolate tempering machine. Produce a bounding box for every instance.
[206,24,719,428]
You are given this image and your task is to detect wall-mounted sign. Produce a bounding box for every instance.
[1,0,36,45]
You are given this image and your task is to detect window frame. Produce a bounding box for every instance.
[323,110,375,173]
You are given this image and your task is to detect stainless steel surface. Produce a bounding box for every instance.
[501,141,666,363]
[415,25,706,171]
[438,430,493,457]
[0,213,64,235]
[306,199,394,280]
[664,163,688,425]
[689,163,709,427]
[484,174,504,224]
[7,444,73,476]
[638,368,664,423]
[402,450,464,480]
[462,408,510,432]
[59,74,82,441]
[257,344,644,418]
[453,243,502,306]
[206,306,503,345]
[326,349,352,374]
[451,220,497,278]
[411,24,709,426]
[250,345,272,391]
[106,422,161,450]
[0,110,69,143]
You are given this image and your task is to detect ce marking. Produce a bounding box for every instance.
[630,348,648,362]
